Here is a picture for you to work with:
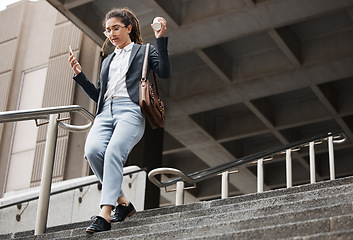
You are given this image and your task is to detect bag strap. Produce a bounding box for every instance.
[141,43,161,98]
[141,43,150,80]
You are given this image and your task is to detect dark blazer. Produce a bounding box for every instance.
[73,37,171,115]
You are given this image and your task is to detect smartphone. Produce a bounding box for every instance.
[69,45,73,55]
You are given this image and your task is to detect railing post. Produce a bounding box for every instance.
[328,136,335,180]
[309,142,316,183]
[221,171,229,199]
[257,158,264,193]
[35,114,59,235]
[175,181,184,206]
[286,149,292,188]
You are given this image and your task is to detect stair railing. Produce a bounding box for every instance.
[0,105,94,235]
[0,167,147,210]
[148,132,345,205]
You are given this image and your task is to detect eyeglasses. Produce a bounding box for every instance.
[103,26,126,37]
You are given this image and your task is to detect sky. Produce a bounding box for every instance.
[0,0,21,11]
[0,0,38,11]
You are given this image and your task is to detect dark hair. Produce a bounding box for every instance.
[101,8,143,55]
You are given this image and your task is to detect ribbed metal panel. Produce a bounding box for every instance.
[36,117,72,145]
[31,14,83,185]
[50,23,82,58]
[0,3,22,43]
[0,3,23,189]
[37,118,73,142]
[0,40,18,74]
[36,53,79,141]
[30,136,68,186]
[52,136,68,179]
[43,55,77,107]
[0,72,12,111]
[38,124,50,142]
[0,72,12,142]
[31,141,45,186]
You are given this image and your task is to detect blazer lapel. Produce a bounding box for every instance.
[128,44,141,69]
[97,52,115,113]
[101,53,115,81]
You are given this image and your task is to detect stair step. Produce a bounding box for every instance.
[16,196,353,240]
[53,204,353,239]
[127,177,353,221]
[3,176,353,240]
[281,229,353,240]
[113,188,353,230]
[116,214,353,240]
[111,182,353,228]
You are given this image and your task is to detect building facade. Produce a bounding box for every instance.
[1,0,353,208]
[0,0,100,197]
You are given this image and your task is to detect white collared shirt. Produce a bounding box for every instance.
[104,42,134,101]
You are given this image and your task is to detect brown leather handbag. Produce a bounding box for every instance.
[139,43,165,129]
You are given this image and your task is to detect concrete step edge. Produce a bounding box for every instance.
[279,229,353,240]
[114,214,353,240]
[116,202,352,233]
[16,202,353,240]
[126,180,353,220]
[8,177,353,239]
[114,189,353,227]
[118,176,353,221]
[98,204,353,240]
[11,191,353,239]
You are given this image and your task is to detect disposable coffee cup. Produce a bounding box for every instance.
[152,17,161,31]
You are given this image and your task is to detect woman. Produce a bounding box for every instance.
[68,8,170,233]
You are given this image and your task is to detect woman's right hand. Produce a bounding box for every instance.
[69,52,82,75]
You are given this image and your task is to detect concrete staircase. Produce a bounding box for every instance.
[1,176,353,239]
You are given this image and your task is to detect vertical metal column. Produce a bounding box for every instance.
[328,136,335,180]
[257,158,264,193]
[221,171,229,199]
[175,181,185,206]
[35,114,59,235]
[286,149,292,188]
[309,142,316,183]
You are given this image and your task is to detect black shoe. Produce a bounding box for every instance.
[86,216,111,233]
[111,202,136,222]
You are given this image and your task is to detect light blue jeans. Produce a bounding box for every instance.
[84,97,145,207]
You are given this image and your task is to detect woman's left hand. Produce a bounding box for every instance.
[152,17,167,38]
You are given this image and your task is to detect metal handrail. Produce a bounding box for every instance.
[0,167,147,210]
[0,105,95,235]
[0,105,94,130]
[149,132,344,189]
